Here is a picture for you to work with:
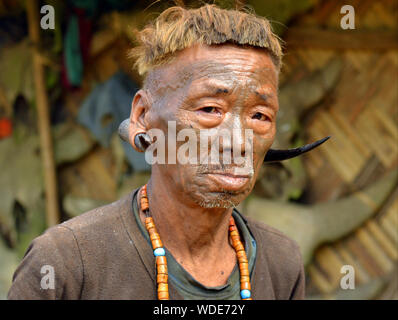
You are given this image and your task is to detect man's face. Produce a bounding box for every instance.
[145,43,279,208]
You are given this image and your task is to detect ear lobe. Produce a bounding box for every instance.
[118,119,151,152]
[118,119,130,142]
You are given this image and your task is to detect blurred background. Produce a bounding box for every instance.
[0,0,397,300]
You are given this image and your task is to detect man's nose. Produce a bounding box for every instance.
[217,114,247,159]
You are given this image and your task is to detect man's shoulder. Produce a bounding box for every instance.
[32,191,136,260]
[245,215,303,270]
[246,215,300,250]
[57,191,134,235]
[245,216,305,299]
[8,190,149,300]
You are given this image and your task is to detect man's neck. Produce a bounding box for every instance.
[138,171,237,286]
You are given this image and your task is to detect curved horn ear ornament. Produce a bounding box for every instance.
[263,136,331,163]
[118,119,151,152]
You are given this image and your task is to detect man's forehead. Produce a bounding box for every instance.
[172,44,277,81]
[178,60,276,85]
[145,44,278,96]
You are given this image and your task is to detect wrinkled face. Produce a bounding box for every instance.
[144,43,279,208]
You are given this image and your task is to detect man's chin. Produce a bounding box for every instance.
[193,191,245,209]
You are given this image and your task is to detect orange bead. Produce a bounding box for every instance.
[157,274,168,283]
[230,236,240,243]
[231,237,240,244]
[240,276,250,283]
[230,230,240,238]
[239,262,249,270]
[152,239,163,249]
[234,243,245,252]
[233,242,244,250]
[238,250,247,257]
[158,291,169,300]
[157,263,168,275]
[239,268,250,276]
[146,223,157,232]
[145,217,154,225]
[236,250,248,260]
[146,226,155,233]
[156,256,167,265]
[240,282,251,290]
[157,283,168,292]
[150,233,161,241]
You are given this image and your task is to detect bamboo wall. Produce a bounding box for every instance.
[281,0,397,299]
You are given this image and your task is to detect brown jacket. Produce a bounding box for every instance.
[7,190,305,300]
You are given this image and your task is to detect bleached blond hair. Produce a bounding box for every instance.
[129,4,283,77]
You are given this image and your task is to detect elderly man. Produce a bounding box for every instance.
[8,4,327,300]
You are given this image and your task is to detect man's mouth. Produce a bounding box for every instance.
[201,172,250,191]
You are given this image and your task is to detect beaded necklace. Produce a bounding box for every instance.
[139,184,253,300]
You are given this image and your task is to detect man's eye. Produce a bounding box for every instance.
[252,112,269,121]
[199,106,218,114]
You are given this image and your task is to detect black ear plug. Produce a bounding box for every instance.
[134,133,151,152]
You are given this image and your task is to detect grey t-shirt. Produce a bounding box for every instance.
[132,189,257,300]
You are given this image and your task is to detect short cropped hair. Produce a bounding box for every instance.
[129,4,283,77]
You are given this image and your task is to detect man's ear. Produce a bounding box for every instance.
[129,89,151,152]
